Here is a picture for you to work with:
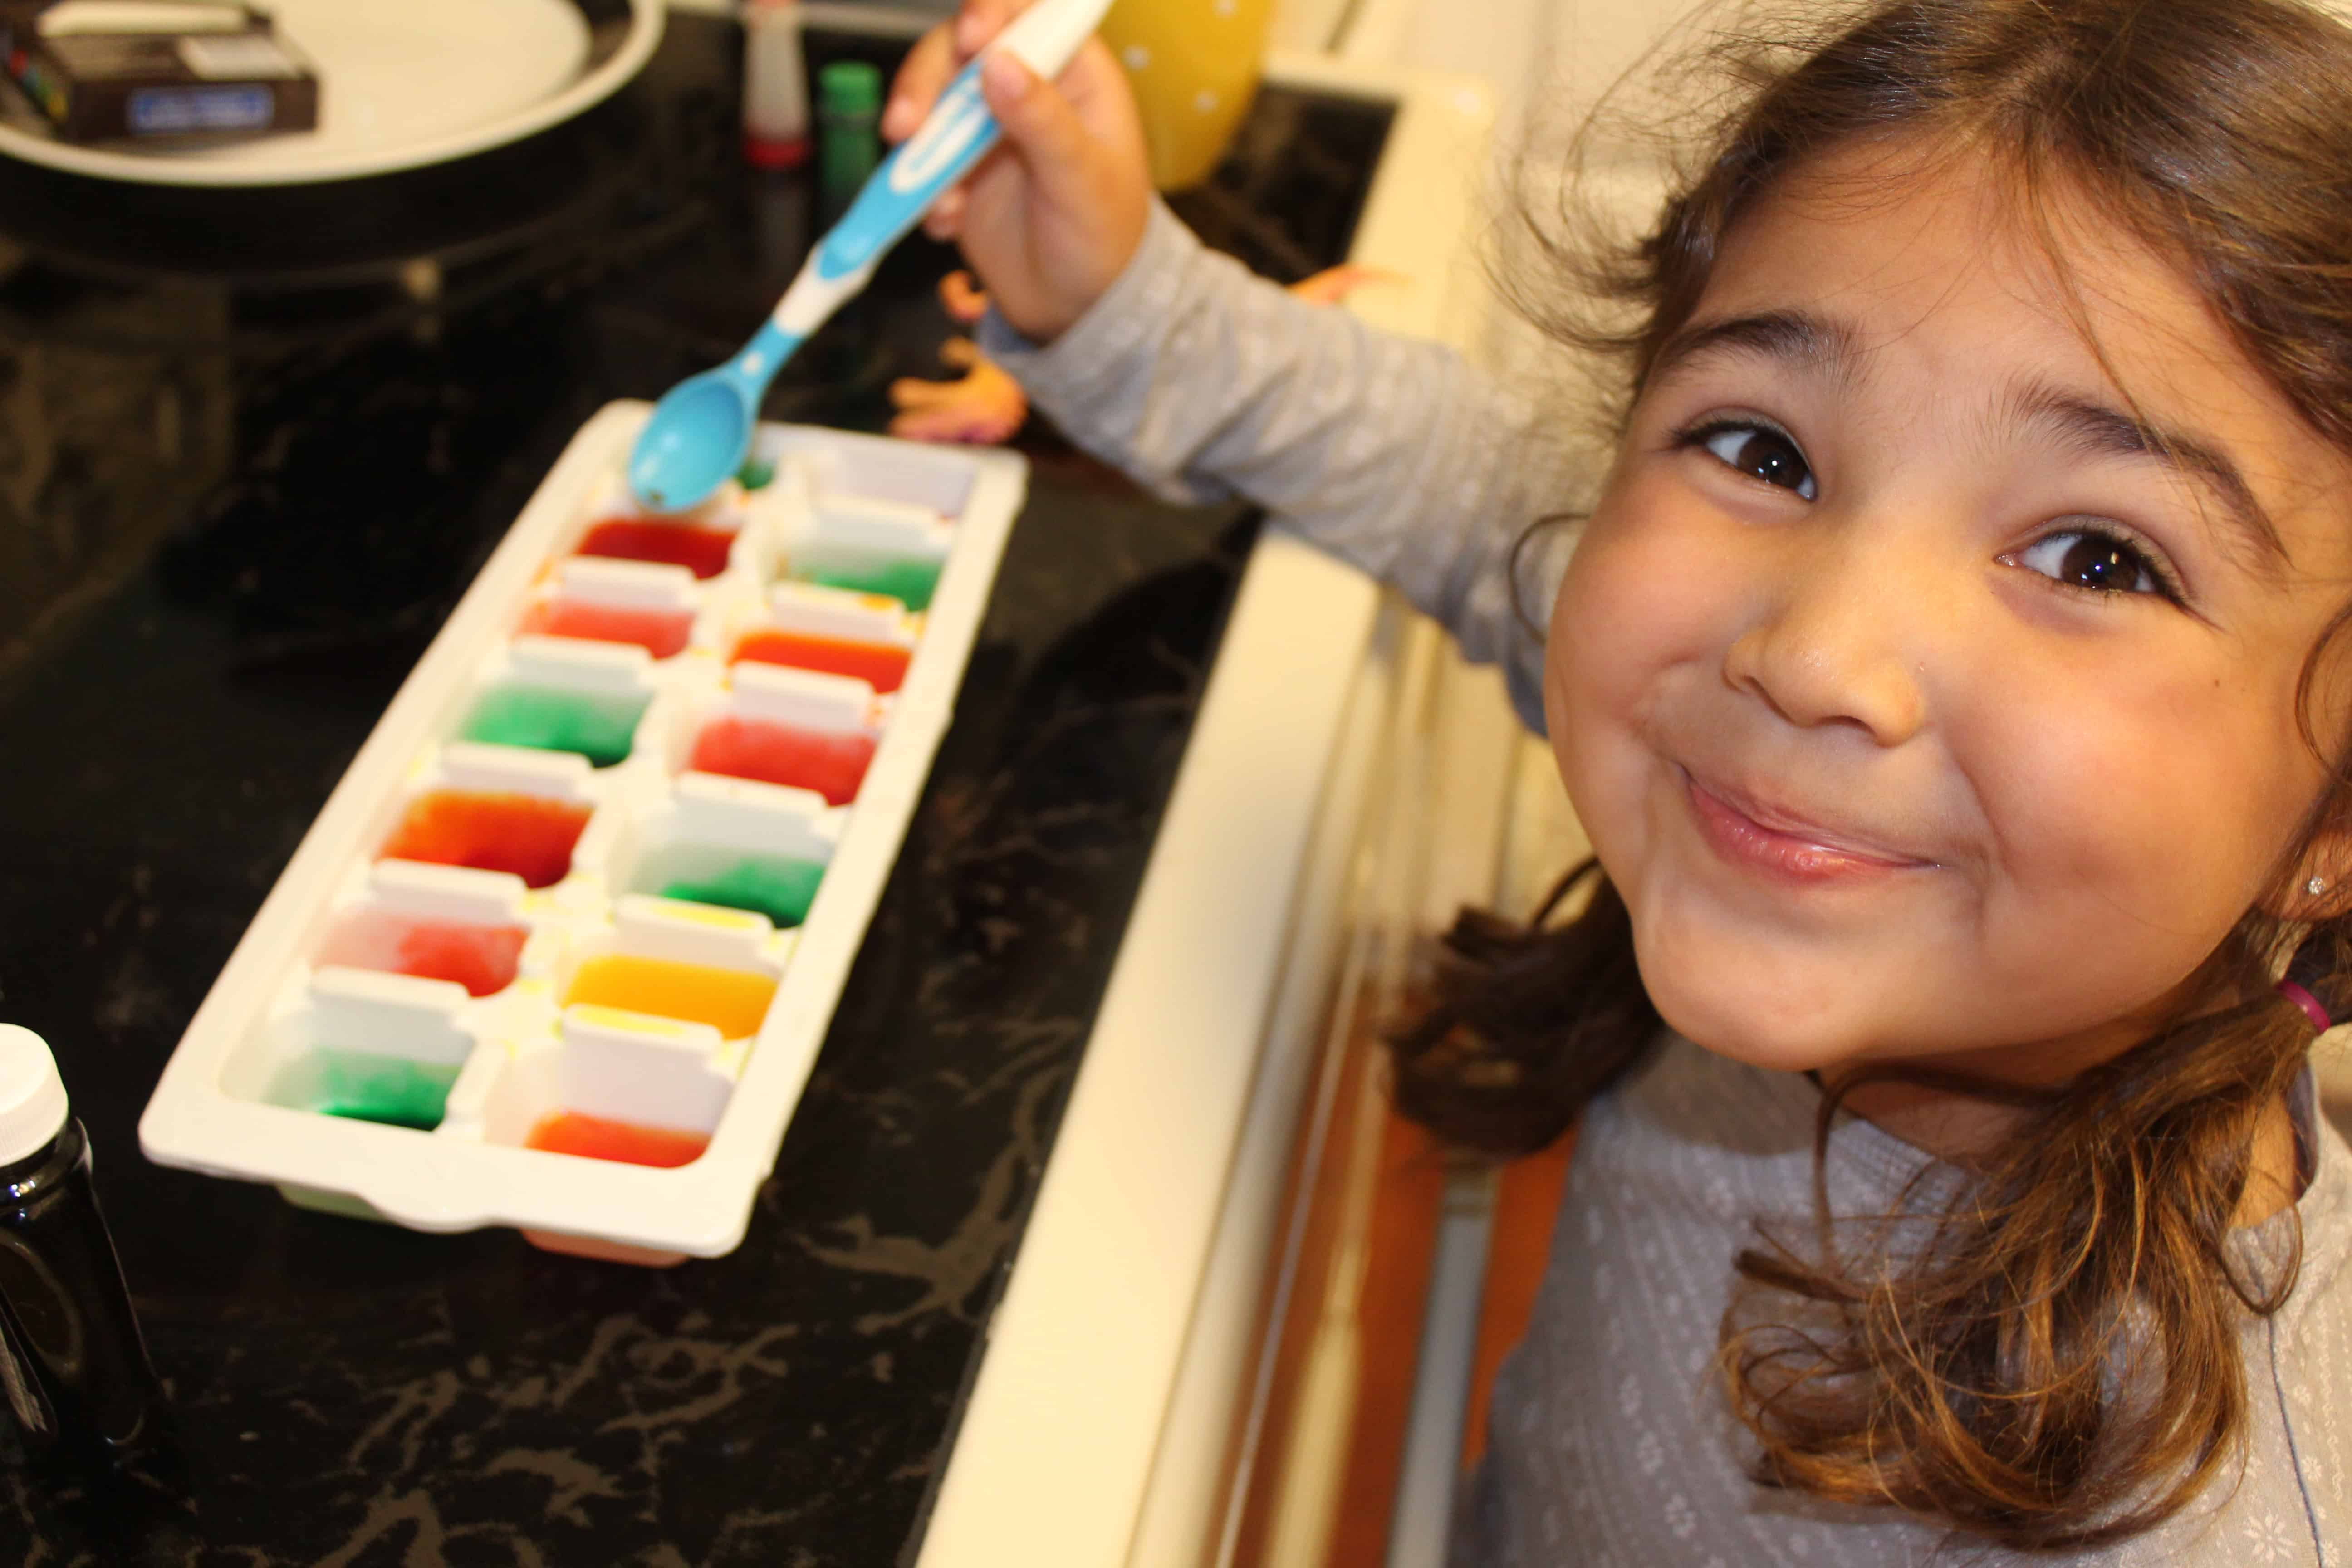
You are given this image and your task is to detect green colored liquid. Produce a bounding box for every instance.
[804,559,941,612]
[271,1049,460,1132]
[461,683,647,767]
[642,847,828,927]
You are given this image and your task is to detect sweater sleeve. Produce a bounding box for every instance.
[975,199,1573,733]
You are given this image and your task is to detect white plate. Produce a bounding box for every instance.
[0,0,664,186]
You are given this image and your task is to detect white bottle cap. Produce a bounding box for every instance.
[0,1025,70,1168]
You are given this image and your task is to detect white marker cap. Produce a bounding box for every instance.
[0,1025,69,1168]
[995,0,1118,80]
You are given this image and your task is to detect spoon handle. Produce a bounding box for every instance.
[728,318,806,399]
[766,0,1118,345]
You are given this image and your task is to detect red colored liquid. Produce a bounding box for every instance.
[315,909,527,997]
[731,629,911,694]
[576,519,738,580]
[526,1111,710,1168]
[688,716,876,806]
[521,598,693,658]
[397,921,526,996]
[379,791,591,889]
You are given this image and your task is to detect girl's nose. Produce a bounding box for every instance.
[1720,525,1930,746]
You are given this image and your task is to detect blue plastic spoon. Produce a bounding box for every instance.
[628,0,1115,512]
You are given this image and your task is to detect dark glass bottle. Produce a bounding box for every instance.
[0,1025,160,1460]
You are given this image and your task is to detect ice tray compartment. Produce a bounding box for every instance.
[313,862,535,998]
[611,772,839,930]
[806,437,976,518]
[730,581,918,694]
[316,910,526,998]
[564,951,777,1040]
[381,789,593,888]
[678,662,882,808]
[480,1006,738,1164]
[456,637,657,769]
[475,1008,740,1266]
[377,744,607,892]
[139,407,1026,1263]
[574,513,744,581]
[223,971,483,1134]
[475,901,780,1166]
[520,558,705,659]
[781,486,953,612]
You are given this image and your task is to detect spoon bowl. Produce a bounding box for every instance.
[628,372,753,514]
[624,0,1117,514]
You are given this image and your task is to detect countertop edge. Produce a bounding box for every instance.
[911,59,1497,1568]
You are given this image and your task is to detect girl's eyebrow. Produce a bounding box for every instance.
[2006,381,2290,573]
[1645,308,1866,391]
[1646,309,2292,576]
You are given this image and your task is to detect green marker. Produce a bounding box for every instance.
[818,60,884,222]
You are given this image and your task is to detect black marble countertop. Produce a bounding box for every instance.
[0,13,1386,1565]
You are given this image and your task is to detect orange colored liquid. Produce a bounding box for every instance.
[379,791,591,889]
[731,629,911,693]
[521,598,693,658]
[526,1111,710,1168]
[577,519,738,579]
[688,716,875,806]
[564,954,778,1039]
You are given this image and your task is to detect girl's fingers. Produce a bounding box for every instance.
[1053,35,1137,124]
[980,50,1093,191]
[888,5,1129,150]
[952,0,1017,59]
[934,142,1021,235]
[889,376,957,410]
[938,270,991,322]
[883,23,960,142]
[1034,39,1150,183]
[922,186,970,240]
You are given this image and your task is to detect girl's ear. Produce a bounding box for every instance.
[2278,820,2352,921]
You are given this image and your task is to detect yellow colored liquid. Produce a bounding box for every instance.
[564,955,778,1040]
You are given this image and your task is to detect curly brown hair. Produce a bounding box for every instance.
[1395,0,2352,1549]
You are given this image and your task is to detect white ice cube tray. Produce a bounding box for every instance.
[137,402,1024,1265]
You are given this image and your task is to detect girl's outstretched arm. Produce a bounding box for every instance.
[978,199,1563,731]
[889,1,1563,730]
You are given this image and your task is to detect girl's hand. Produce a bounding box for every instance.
[888,272,1033,445]
[881,0,1151,344]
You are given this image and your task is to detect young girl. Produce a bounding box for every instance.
[889,0,2352,1559]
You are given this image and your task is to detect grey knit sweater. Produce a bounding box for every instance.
[980,199,2352,1567]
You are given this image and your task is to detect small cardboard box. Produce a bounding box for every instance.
[0,2,317,144]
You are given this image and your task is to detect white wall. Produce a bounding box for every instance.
[1275,0,1730,156]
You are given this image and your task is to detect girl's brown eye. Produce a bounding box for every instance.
[1699,423,1818,499]
[2014,529,2167,597]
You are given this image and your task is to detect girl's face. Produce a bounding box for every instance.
[1548,139,2352,1081]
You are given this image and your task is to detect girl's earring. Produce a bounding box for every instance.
[2311,876,2331,897]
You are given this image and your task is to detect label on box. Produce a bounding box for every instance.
[176,34,298,80]
[127,82,269,133]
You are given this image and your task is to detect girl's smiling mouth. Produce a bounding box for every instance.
[1681,769,1936,882]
